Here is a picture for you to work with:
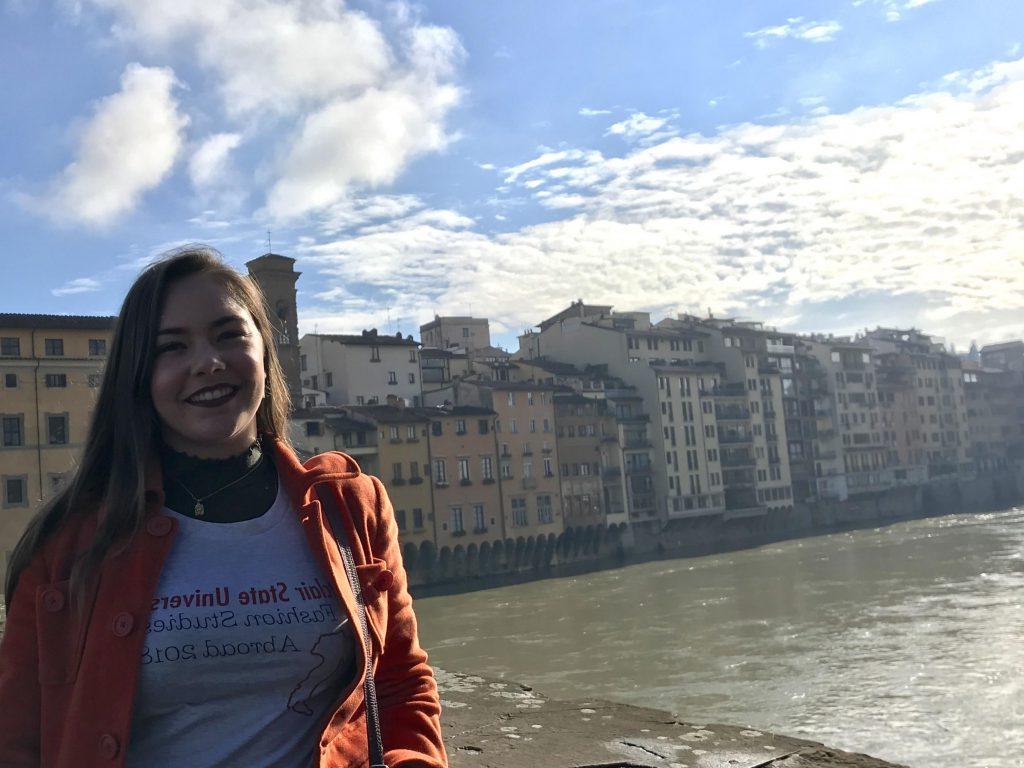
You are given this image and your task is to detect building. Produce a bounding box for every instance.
[246,253,303,408]
[553,392,618,529]
[530,303,794,525]
[300,329,422,407]
[421,404,503,557]
[962,364,1024,470]
[451,380,565,543]
[419,316,491,353]
[863,328,972,478]
[980,340,1024,373]
[803,338,895,498]
[0,313,115,571]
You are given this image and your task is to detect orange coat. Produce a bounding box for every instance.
[0,441,447,768]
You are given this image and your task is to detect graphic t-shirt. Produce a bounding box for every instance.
[126,482,357,768]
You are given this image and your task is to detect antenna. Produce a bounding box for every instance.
[267,230,272,254]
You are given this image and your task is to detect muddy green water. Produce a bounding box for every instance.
[417,508,1024,767]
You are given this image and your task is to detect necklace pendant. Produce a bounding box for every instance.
[194,501,205,517]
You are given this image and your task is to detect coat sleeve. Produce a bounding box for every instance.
[368,475,448,768]
[0,554,45,766]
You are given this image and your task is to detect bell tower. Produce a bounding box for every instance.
[246,252,303,410]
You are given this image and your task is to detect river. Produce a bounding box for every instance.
[416,508,1024,767]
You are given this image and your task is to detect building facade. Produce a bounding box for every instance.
[419,316,491,353]
[0,314,115,571]
[300,330,422,407]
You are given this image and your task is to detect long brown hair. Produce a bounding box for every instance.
[4,246,292,609]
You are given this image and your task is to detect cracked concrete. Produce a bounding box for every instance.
[434,669,906,768]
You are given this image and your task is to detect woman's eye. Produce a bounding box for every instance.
[219,330,246,341]
[155,342,185,355]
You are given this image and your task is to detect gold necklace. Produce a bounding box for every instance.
[169,443,264,517]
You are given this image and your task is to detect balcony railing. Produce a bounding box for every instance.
[715,406,751,421]
[719,433,752,444]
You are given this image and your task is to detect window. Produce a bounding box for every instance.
[44,338,64,356]
[511,497,528,527]
[310,375,318,390]
[433,459,447,485]
[507,392,515,407]
[481,456,494,480]
[2,415,24,447]
[88,339,107,357]
[389,426,400,441]
[325,372,333,387]
[431,421,442,436]
[501,461,512,479]
[371,346,381,362]
[408,372,416,384]
[0,337,19,356]
[523,460,533,478]
[537,494,553,523]
[356,395,365,405]
[392,462,403,481]
[456,419,467,435]
[510,419,518,434]
[300,354,308,371]
[473,504,486,531]
[543,457,553,476]
[396,510,407,531]
[3,476,27,507]
[305,421,323,437]
[462,327,470,338]
[48,414,68,445]
[530,419,536,433]
[412,508,424,529]
[450,506,464,534]
[478,419,489,435]
[458,457,470,481]
[388,371,397,385]
[3,373,16,388]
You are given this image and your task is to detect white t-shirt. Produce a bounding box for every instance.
[126,481,357,767]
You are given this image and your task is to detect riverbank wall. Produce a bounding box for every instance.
[410,467,1023,597]
[438,668,906,767]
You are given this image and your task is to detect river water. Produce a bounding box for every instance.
[416,508,1024,768]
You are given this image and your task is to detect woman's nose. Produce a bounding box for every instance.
[191,341,226,375]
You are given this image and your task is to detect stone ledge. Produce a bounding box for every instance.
[436,669,905,768]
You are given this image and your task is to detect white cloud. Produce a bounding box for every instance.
[746,17,842,47]
[52,277,102,296]
[39,63,187,227]
[853,0,942,22]
[579,107,612,117]
[188,132,241,189]
[75,1,464,221]
[300,55,1024,348]
[606,111,673,141]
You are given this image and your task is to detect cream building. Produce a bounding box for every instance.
[300,329,422,407]
[419,316,491,353]
[0,313,115,571]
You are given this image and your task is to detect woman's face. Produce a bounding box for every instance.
[150,273,267,459]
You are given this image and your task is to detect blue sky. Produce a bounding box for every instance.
[1,0,1022,351]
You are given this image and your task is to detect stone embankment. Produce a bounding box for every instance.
[437,669,906,768]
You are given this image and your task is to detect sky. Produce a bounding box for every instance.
[1,0,1022,352]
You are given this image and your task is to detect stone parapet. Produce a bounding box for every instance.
[436,669,905,767]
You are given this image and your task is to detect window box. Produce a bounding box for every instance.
[451,529,466,537]
[435,480,449,488]
[482,477,496,485]
[409,477,423,485]
[459,478,472,486]
[391,478,406,486]
[473,527,488,535]
[389,438,403,444]
[405,437,420,443]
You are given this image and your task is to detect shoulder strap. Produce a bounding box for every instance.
[318,484,389,768]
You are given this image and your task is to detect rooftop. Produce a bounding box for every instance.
[0,313,117,331]
[306,329,418,347]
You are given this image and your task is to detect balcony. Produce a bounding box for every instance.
[625,465,653,475]
[623,438,652,449]
[618,413,650,424]
[602,467,622,480]
[720,453,755,468]
[715,406,751,421]
[409,476,423,485]
[459,478,472,486]
[766,342,795,355]
[522,446,534,456]
[712,382,748,398]
[522,477,538,490]
[719,433,752,445]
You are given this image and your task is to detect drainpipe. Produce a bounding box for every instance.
[31,328,43,501]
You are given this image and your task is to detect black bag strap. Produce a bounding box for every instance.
[319,484,389,768]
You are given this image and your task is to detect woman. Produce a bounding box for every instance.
[0,247,447,768]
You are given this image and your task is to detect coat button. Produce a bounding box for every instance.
[373,570,394,593]
[98,733,120,759]
[41,588,65,612]
[112,612,135,637]
[146,515,173,537]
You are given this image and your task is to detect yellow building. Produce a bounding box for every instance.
[0,313,115,571]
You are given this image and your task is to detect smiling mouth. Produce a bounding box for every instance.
[185,385,240,407]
